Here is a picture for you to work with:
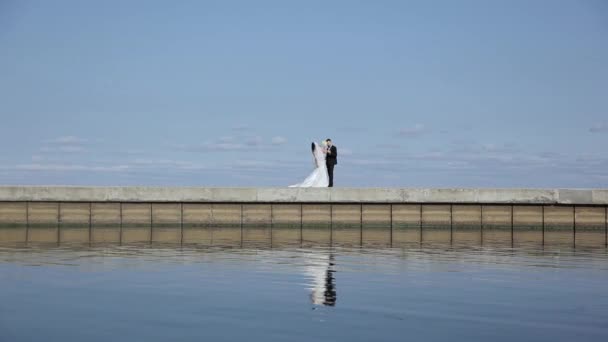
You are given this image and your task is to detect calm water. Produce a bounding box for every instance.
[1,244,608,342]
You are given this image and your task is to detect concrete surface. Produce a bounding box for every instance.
[0,186,607,204]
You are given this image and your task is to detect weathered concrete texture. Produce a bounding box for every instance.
[0,202,26,223]
[1,196,606,246]
[90,203,120,243]
[332,204,361,228]
[243,204,271,225]
[152,203,181,225]
[481,206,512,246]
[331,205,362,246]
[58,203,90,243]
[183,204,212,227]
[302,204,331,227]
[151,203,181,243]
[91,203,120,225]
[592,190,608,204]
[402,189,557,204]
[362,205,391,227]
[422,205,451,227]
[451,205,482,245]
[0,202,26,242]
[211,204,241,227]
[392,204,421,227]
[512,206,543,246]
[28,202,58,224]
[2,186,608,204]
[544,206,574,228]
[421,205,451,244]
[60,203,90,224]
[482,206,512,228]
[271,204,301,226]
[544,206,574,246]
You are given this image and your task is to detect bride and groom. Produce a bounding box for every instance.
[290,138,338,188]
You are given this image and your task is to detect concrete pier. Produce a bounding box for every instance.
[1,186,607,204]
[0,186,606,247]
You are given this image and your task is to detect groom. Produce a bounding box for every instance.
[325,138,337,187]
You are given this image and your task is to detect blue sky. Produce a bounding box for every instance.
[1,0,607,188]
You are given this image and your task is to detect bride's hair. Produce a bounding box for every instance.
[311,142,316,153]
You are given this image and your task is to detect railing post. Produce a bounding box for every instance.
[389,204,393,247]
[573,205,576,248]
[89,202,92,245]
[180,203,184,245]
[542,206,545,246]
[419,204,423,243]
[119,202,123,245]
[270,204,273,248]
[450,204,453,244]
[510,205,514,246]
[360,204,363,246]
[149,203,153,244]
[57,202,61,245]
[25,201,29,244]
[480,205,483,245]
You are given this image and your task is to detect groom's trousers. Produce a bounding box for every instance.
[327,163,335,187]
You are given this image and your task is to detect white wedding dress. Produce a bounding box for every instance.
[289,142,329,187]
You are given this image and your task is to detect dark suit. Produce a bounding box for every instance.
[326,145,337,187]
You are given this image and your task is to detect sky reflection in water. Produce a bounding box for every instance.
[1,245,607,342]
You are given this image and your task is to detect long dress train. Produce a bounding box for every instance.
[289,142,329,188]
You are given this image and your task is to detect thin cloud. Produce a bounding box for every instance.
[376,143,401,149]
[343,139,608,181]
[172,142,246,152]
[271,136,288,145]
[173,134,288,152]
[44,136,87,144]
[132,158,196,167]
[340,148,353,156]
[122,149,146,155]
[397,124,425,137]
[40,145,85,153]
[449,141,520,154]
[40,135,89,153]
[589,123,608,133]
[6,163,129,172]
[130,159,210,171]
[480,142,521,153]
[246,136,263,147]
[232,124,250,132]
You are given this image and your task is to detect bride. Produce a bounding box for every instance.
[289,142,329,187]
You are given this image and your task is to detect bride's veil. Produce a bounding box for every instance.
[288,142,329,187]
[312,142,325,167]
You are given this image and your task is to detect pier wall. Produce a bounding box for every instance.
[0,187,606,247]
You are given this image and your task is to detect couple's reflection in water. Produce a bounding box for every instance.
[305,252,336,307]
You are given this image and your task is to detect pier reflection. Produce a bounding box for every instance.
[0,224,605,249]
